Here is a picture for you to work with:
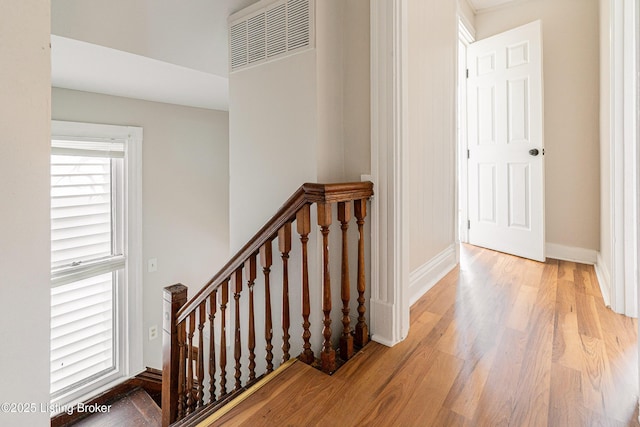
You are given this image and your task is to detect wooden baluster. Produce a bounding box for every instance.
[279,222,292,362]
[338,202,354,360]
[233,267,243,391]
[186,312,196,414]
[318,202,336,373]
[246,255,257,381]
[162,284,187,427]
[296,205,314,364]
[260,240,274,373]
[177,322,186,420]
[197,303,205,407]
[208,291,217,403]
[354,199,369,347]
[219,280,229,396]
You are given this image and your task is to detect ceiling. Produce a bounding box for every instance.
[51,0,521,110]
[467,0,520,12]
[51,0,259,111]
[51,35,229,111]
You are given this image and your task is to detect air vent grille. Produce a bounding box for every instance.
[266,4,287,58]
[248,13,266,63]
[287,0,310,50]
[230,21,248,69]
[229,0,314,72]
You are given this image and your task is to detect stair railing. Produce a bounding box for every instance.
[162,182,373,426]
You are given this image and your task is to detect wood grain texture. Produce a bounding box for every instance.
[206,245,639,427]
[74,388,161,427]
[52,369,163,427]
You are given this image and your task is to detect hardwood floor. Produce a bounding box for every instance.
[74,388,161,427]
[207,245,639,426]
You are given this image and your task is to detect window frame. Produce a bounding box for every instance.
[50,120,143,407]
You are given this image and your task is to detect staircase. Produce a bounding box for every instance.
[54,182,374,426]
[161,182,374,426]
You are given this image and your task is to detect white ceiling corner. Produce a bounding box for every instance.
[51,35,229,111]
[468,0,521,13]
[50,0,261,111]
[49,0,263,110]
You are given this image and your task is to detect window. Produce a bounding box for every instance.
[50,121,142,406]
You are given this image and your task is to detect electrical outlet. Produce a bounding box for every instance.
[148,258,157,273]
[149,325,158,341]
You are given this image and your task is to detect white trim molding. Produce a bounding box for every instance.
[595,252,612,308]
[457,20,473,245]
[409,245,458,306]
[125,126,144,377]
[369,0,410,346]
[608,0,638,317]
[545,243,598,265]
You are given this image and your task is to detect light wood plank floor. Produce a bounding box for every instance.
[208,245,639,426]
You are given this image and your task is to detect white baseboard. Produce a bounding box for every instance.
[409,244,458,306]
[370,299,402,346]
[545,243,598,264]
[371,333,398,347]
[594,252,612,308]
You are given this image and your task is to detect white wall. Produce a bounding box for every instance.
[0,2,51,426]
[475,0,601,253]
[317,0,372,182]
[315,0,372,183]
[316,0,346,183]
[52,88,230,369]
[343,0,371,181]
[407,0,458,272]
[228,50,319,249]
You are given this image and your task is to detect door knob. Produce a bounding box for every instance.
[529,148,539,156]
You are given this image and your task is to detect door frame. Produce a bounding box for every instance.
[605,0,639,317]
[457,18,475,244]
[369,0,410,346]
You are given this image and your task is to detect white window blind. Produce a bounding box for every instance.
[51,154,113,269]
[50,272,115,395]
[50,138,125,398]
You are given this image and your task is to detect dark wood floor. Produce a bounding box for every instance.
[74,388,161,427]
[207,244,639,426]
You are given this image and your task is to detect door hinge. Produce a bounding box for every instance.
[466,69,469,79]
[467,149,470,159]
[467,220,470,229]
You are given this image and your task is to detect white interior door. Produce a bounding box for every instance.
[467,20,545,262]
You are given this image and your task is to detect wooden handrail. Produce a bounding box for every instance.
[176,182,373,323]
[164,181,373,426]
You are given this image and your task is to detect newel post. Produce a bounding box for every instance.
[162,284,188,427]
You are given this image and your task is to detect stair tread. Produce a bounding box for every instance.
[73,388,161,427]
